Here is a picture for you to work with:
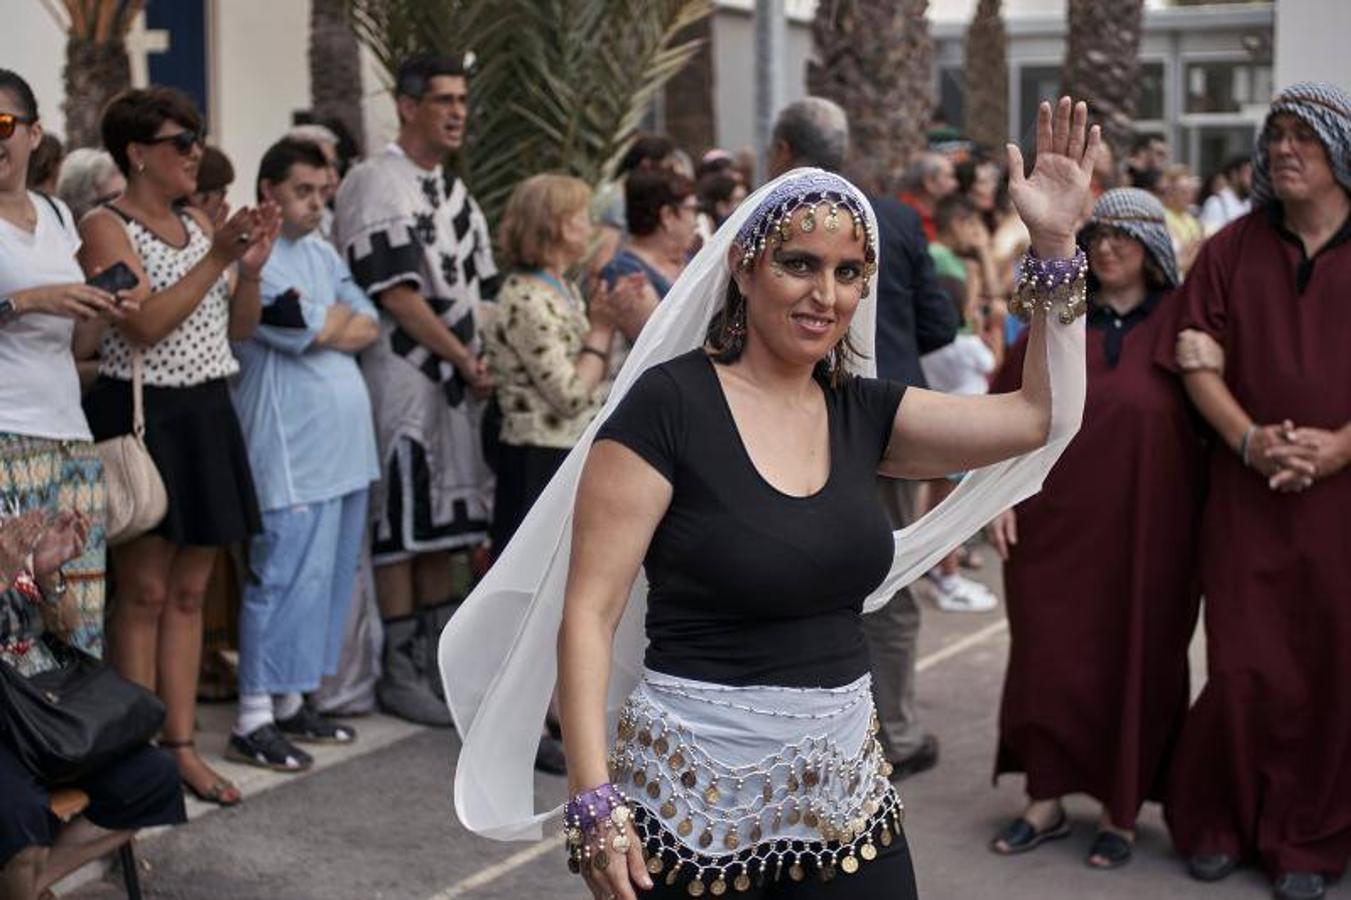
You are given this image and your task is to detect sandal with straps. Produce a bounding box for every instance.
[1086,829,1134,869]
[158,738,242,807]
[990,810,1071,855]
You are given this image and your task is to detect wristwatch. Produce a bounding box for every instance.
[0,297,18,327]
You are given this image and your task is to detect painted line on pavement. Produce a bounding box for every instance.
[916,619,1008,672]
[429,616,1009,898]
[426,834,564,899]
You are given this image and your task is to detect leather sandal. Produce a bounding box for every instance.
[158,738,242,807]
[1086,830,1133,869]
[990,811,1071,855]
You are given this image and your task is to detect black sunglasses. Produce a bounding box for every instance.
[0,113,37,141]
[144,130,204,155]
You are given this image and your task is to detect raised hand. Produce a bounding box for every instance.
[1006,97,1102,260]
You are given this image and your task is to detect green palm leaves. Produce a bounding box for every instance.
[344,0,711,224]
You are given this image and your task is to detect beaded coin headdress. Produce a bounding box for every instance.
[733,170,879,287]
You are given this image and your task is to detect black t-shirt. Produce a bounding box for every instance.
[596,349,906,688]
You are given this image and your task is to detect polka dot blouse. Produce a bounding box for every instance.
[99,211,239,386]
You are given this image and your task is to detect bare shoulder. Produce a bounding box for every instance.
[182,205,214,236]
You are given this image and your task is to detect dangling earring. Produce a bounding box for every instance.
[769,260,785,278]
[725,300,747,353]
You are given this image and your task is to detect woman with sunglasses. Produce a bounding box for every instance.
[985,188,1206,870]
[0,68,127,671]
[77,86,280,807]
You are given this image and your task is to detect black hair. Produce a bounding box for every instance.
[1130,131,1166,155]
[1220,155,1251,178]
[933,194,977,236]
[256,138,330,201]
[394,54,467,100]
[101,87,204,176]
[0,69,38,120]
[697,171,741,213]
[618,133,676,177]
[625,168,695,237]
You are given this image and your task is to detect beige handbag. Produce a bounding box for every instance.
[95,352,167,546]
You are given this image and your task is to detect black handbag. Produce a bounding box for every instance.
[0,636,165,784]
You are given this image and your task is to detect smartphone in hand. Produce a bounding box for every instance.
[87,261,139,297]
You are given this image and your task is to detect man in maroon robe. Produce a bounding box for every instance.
[1162,82,1351,900]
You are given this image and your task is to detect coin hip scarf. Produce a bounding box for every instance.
[565,670,904,895]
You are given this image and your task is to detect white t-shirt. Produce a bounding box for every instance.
[0,193,92,441]
[920,332,996,396]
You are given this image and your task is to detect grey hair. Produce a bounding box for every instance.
[900,152,948,192]
[771,97,850,172]
[56,148,121,221]
[287,123,340,150]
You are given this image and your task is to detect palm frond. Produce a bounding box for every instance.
[344,0,712,224]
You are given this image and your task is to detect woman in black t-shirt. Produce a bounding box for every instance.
[548,99,1102,900]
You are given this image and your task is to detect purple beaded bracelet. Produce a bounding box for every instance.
[1010,247,1089,324]
[564,782,628,832]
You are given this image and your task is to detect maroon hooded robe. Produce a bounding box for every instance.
[1160,207,1351,877]
[991,289,1206,829]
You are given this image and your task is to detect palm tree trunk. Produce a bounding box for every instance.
[62,36,131,148]
[964,0,1008,152]
[663,15,716,158]
[1062,0,1144,158]
[808,0,933,195]
[310,0,367,152]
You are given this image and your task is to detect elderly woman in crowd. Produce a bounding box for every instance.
[486,174,644,553]
[56,148,125,223]
[986,187,1206,869]
[601,168,698,301]
[77,86,279,808]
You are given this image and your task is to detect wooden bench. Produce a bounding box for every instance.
[39,788,143,899]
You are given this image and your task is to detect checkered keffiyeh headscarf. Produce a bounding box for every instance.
[1079,187,1180,288]
[1250,81,1351,206]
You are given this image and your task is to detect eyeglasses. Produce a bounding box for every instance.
[0,113,36,140]
[143,130,204,155]
[1087,228,1133,248]
[1260,125,1319,150]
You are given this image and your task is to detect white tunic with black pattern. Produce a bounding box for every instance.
[333,143,499,557]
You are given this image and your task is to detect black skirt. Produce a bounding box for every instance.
[84,376,261,547]
[490,442,569,551]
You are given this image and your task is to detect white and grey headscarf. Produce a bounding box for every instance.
[1250,80,1351,206]
[1079,187,1180,289]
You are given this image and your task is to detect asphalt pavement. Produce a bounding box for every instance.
[62,546,1337,899]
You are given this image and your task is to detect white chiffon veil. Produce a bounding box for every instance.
[440,167,1085,841]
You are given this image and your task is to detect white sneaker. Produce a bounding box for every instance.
[930,573,998,613]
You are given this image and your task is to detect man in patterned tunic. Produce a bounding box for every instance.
[334,55,499,726]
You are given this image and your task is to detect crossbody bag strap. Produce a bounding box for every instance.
[131,351,146,440]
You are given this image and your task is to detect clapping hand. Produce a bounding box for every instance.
[211,203,282,272]
[32,510,90,580]
[0,509,53,590]
[1006,97,1103,260]
[238,202,283,277]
